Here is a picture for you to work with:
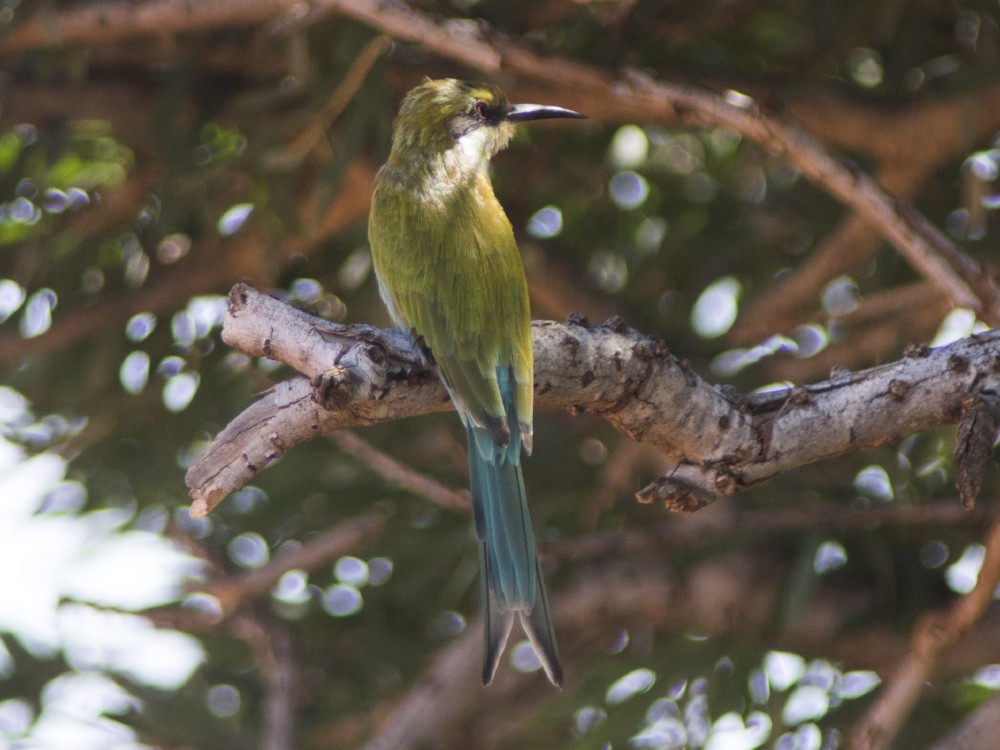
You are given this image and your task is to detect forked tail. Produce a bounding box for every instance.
[467,424,561,686]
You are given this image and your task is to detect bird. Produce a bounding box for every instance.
[368,78,585,686]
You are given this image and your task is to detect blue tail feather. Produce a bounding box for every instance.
[467,368,561,686]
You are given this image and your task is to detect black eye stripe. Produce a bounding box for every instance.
[448,99,503,140]
[471,101,503,122]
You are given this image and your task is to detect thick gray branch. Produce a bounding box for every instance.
[186,285,1000,515]
[186,284,731,514]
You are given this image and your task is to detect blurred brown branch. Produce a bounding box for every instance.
[549,501,1000,563]
[329,431,470,513]
[851,517,1000,750]
[6,0,999,327]
[729,160,933,346]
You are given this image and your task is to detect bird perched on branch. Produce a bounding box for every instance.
[368,78,585,686]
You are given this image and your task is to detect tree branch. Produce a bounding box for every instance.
[188,284,1000,516]
[851,518,1000,750]
[328,431,470,513]
[729,160,933,345]
[7,0,999,322]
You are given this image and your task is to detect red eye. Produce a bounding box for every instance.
[473,102,487,119]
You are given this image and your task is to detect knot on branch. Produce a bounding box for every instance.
[313,366,358,410]
[636,472,712,512]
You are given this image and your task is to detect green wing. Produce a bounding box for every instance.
[369,171,533,447]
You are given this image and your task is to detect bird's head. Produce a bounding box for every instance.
[388,78,585,165]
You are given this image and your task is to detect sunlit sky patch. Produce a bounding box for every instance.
[511,640,543,674]
[125,311,156,342]
[931,307,984,347]
[0,279,26,322]
[853,465,893,501]
[606,667,657,704]
[29,672,143,750]
[217,202,254,236]
[57,604,203,689]
[163,371,200,412]
[839,671,880,699]
[692,276,741,338]
[367,557,393,585]
[119,351,150,394]
[527,205,563,238]
[20,288,57,338]
[782,685,829,725]
[622,650,878,750]
[291,277,323,303]
[272,569,311,605]
[322,583,363,617]
[609,124,648,169]
[157,232,192,263]
[704,711,771,750]
[339,248,373,290]
[609,170,650,209]
[712,337,797,377]
[946,543,985,594]
[764,651,806,691]
[573,705,608,737]
[821,276,859,317]
[334,555,369,586]
[206,684,241,719]
[813,541,848,574]
[790,324,829,358]
[971,664,1000,690]
[846,47,884,88]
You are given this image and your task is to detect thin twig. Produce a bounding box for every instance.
[329,430,470,512]
[850,517,1000,750]
[285,35,389,159]
[260,619,298,750]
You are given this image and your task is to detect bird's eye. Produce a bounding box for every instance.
[473,102,488,120]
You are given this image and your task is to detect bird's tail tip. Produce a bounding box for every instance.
[521,609,563,687]
[481,556,563,688]
[481,609,563,688]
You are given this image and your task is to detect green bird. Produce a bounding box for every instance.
[368,79,585,686]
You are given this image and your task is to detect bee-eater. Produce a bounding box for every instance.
[368,79,584,686]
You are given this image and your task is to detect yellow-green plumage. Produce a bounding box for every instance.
[371,173,535,438]
[369,79,583,686]
[370,81,534,445]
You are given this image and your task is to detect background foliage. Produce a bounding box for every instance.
[1,1,1000,748]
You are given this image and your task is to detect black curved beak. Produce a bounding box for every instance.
[507,103,587,122]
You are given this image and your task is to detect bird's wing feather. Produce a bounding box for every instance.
[369,172,533,442]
